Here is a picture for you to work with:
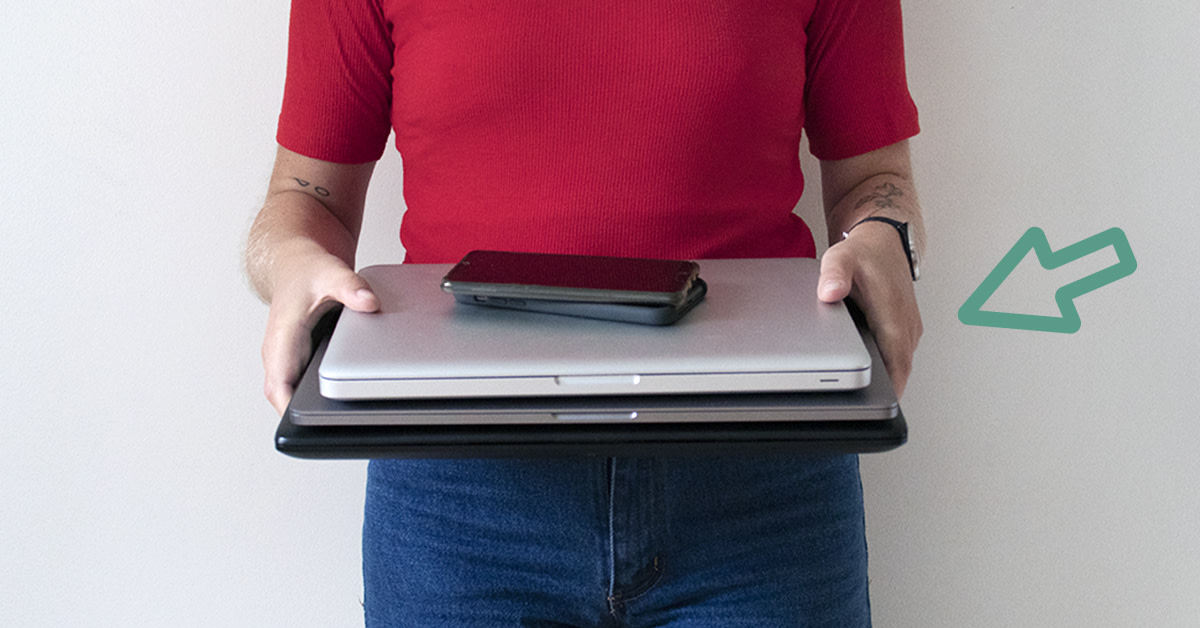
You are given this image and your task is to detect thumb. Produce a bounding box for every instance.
[325,268,381,313]
[817,245,854,303]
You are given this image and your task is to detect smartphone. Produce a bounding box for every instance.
[454,278,707,325]
[440,250,700,306]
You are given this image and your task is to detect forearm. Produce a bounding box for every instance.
[825,174,925,256]
[820,141,925,258]
[245,146,375,303]
[245,191,360,303]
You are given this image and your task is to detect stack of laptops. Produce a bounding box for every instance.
[276,258,906,458]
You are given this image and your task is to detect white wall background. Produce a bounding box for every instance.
[2,1,1196,626]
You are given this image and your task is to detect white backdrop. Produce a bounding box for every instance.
[2,1,1197,626]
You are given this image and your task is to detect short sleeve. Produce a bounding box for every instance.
[804,0,920,160]
[276,0,394,164]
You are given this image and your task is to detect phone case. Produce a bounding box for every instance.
[441,250,699,306]
[454,278,707,325]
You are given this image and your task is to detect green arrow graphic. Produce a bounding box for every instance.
[958,227,1137,333]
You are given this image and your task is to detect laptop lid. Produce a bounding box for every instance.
[318,258,872,400]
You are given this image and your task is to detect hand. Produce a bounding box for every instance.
[816,222,922,398]
[261,252,380,415]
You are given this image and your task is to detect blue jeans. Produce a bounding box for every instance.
[363,455,870,627]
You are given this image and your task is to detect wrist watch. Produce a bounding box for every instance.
[844,216,920,281]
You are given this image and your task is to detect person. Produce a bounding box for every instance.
[246,0,925,625]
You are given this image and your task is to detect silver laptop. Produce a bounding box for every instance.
[318,258,872,400]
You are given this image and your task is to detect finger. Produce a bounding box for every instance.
[858,287,922,400]
[265,379,294,416]
[870,318,914,398]
[327,269,380,314]
[262,306,310,415]
[817,243,855,303]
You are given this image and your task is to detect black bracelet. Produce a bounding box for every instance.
[843,216,918,281]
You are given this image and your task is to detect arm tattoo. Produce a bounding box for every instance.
[853,182,903,211]
[293,178,331,197]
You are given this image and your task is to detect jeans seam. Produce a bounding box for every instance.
[605,458,667,620]
[607,457,617,607]
[607,554,665,607]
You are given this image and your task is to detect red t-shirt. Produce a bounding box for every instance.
[278,0,919,263]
